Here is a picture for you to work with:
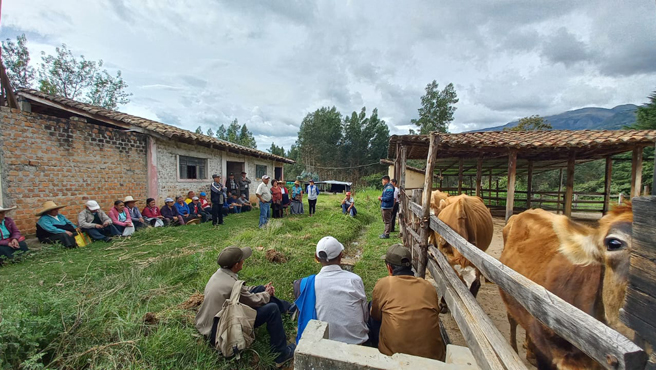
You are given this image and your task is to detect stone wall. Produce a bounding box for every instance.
[0,107,147,233]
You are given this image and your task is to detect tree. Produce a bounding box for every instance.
[207,128,214,137]
[631,91,656,129]
[195,126,203,134]
[216,124,227,140]
[504,115,552,131]
[225,119,241,143]
[238,124,257,149]
[38,43,131,110]
[297,106,343,178]
[1,34,35,88]
[340,107,390,182]
[411,81,458,134]
[268,143,286,157]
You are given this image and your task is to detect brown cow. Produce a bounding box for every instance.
[500,206,633,370]
[430,190,494,298]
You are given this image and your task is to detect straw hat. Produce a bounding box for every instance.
[0,205,17,212]
[294,180,300,185]
[123,196,138,203]
[35,201,66,216]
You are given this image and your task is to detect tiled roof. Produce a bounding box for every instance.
[17,89,294,164]
[389,130,656,160]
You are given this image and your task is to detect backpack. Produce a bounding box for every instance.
[214,280,257,358]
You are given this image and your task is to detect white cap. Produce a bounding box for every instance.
[262,175,270,180]
[316,236,344,261]
[86,200,101,211]
[192,196,199,200]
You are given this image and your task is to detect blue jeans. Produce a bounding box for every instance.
[83,224,121,241]
[251,285,290,355]
[342,204,357,217]
[259,201,270,227]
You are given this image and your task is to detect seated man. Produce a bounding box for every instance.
[175,196,198,224]
[35,201,78,248]
[185,191,196,204]
[124,196,146,230]
[78,200,120,242]
[228,193,242,214]
[295,236,369,344]
[341,192,357,217]
[161,198,185,225]
[222,189,230,216]
[199,192,212,213]
[370,244,445,360]
[0,205,29,262]
[195,246,295,367]
[189,196,209,223]
[239,194,252,212]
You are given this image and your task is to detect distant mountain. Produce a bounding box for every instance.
[476,104,638,132]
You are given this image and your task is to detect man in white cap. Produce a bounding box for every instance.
[295,236,369,344]
[78,200,120,242]
[195,246,296,367]
[256,175,272,228]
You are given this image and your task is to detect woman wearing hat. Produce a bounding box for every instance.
[290,180,304,215]
[0,205,29,262]
[36,201,78,248]
[124,196,146,230]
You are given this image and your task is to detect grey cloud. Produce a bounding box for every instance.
[540,28,589,66]
[156,111,181,126]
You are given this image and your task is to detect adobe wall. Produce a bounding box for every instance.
[0,107,147,233]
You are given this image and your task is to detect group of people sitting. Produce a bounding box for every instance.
[195,237,443,367]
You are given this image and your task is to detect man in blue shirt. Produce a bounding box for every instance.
[378,176,395,239]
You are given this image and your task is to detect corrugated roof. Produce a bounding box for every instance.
[17,89,295,164]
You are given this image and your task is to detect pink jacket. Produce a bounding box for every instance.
[108,207,132,227]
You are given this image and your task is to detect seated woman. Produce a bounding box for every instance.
[0,205,29,263]
[199,192,212,213]
[161,198,185,225]
[271,180,283,218]
[175,196,199,225]
[108,200,136,236]
[142,198,168,227]
[35,201,78,248]
[124,196,146,230]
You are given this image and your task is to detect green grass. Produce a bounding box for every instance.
[0,191,399,370]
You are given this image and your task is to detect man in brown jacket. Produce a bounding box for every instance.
[370,244,446,360]
[195,246,295,367]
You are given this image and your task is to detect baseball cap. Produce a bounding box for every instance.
[165,197,174,203]
[200,192,206,196]
[262,175,270,180]
[385,244,412,267]
[212,174,220,178]
[316,236,344,261]
[86,200,101,211]
[192,196,199,200]
[217,246,253,268]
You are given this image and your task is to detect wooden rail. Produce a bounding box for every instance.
[408,200,647,370]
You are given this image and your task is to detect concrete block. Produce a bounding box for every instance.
[294,320,479,370]
[445,344,478,368]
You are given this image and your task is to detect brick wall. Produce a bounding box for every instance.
[0,107,148,234]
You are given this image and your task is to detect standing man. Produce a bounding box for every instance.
[306,179,320,217]
[238,171,252,200]
[210,174,225,226]
[256,175,272,228]
[378,175,395,239]
[226,173,240,197]
[390,179,400,233]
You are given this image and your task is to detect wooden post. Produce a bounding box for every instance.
[631,146,644,198]
[496,179,500,206]
[458,158,464,194]
[505,150,517,222]
[603,156,613,215]
[526,161,533,209]
[418,133,439,278]
[475,158,482,198]
[564,153,576,217]
[394,144,401,181]
[556,169,564,214]
[653,141,656,196]
[398,145,408,238]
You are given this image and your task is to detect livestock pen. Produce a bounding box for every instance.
[388,130,656,370]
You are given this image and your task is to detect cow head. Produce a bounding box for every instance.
[430,190,450,215]
[552,204,633,336]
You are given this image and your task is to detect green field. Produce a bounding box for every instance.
[0,190,397,370]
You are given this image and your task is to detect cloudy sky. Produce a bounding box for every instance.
[3,0,656,149]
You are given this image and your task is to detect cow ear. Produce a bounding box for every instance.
[552,215,603,266]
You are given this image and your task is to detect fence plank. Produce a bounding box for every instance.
[628,254,656,298]
[429,246,527,370]
[408,201,646,370]
[427,259,506,370]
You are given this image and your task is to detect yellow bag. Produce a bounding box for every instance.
[75,229,92,247]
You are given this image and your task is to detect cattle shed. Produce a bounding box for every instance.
[387,130,656,370]
[389,130,656,221]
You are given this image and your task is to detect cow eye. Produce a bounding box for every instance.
[605,237,625,251]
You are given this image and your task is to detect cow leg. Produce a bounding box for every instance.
[439,297,449,314]
[469,269,482,298]
[508,313,519,353]
[524,335,538,367]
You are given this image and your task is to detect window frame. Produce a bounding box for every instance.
[177,155,209,182]
[255,164,267,179]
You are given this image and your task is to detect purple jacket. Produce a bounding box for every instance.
[0,217,22,246]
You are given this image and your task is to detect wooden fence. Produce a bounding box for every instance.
[397,188,652,370]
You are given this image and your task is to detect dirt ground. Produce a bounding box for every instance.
[438,211,602,369]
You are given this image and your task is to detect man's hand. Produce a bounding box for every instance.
[95,224,103,229]
[378,196,382,201]
[9,239,19,249]
[265,282,275,296]
[139,218,145,223]
[65,231,73,236]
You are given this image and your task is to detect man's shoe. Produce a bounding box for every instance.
[104,238,113,243]
[275,344,296,368]
[379,234,389,239]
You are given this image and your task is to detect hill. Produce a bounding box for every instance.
[477,104,638,131]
